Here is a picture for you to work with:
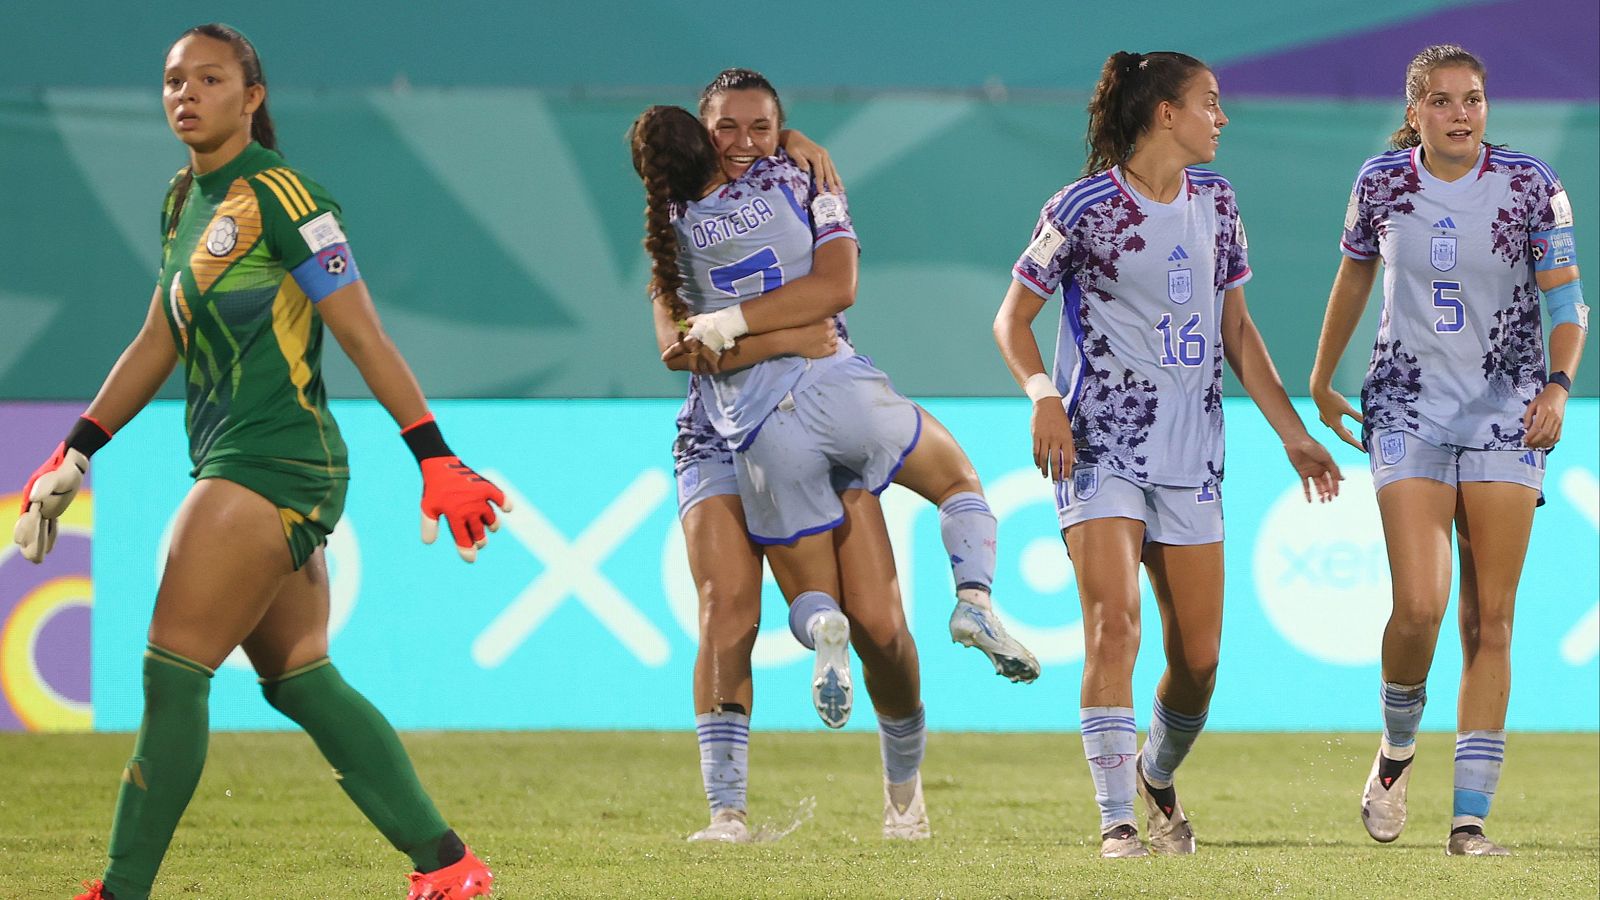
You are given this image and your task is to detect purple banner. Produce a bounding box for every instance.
[1216,0,1599,101]
[0,403,92,731]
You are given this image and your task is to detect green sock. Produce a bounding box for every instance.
[261,659,457,872]
[103,645,214,900]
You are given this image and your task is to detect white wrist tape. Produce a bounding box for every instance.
[687,305,750,354]
[1024,372,1061,403]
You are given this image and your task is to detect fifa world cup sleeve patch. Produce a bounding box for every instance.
[1549,190,1574,228]
[812,193,848,228]
[298,211,349,253]
[1025,222,1066,267]
[290,242,362,302]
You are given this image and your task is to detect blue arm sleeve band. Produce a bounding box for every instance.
[1531,226,1577,272]
[289,243,362,303]
[1543,278,1589,332]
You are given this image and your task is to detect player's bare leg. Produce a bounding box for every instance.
[1065,516,1148,857]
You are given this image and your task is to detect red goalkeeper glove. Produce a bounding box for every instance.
[401,414,510,563]
[13,416,112,564]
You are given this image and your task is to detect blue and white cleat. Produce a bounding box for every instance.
[810,609,853,728]
[949,594,1040,683]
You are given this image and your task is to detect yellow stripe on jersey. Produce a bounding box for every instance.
[273,168,317,217]
[257,168,314,220]
[253,170,305,220]
[189,179,265,294]
[270,276,338,478]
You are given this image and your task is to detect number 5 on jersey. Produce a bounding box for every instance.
[1432,280,1464,333]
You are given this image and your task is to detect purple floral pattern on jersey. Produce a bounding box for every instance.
[1481,282,1543,447]
[673,377,732,472]
[1071,329,1159,482]
[1484,158,1558,269]
[1343,162,1422,256]
[1203,181,1249,292]
[1360,323,1424,441]
[1073,196,1148,288]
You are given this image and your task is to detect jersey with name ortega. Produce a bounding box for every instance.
[673,151,858,449]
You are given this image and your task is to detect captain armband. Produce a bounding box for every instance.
[1530,226,1576,273]
[1543,279,1589,333]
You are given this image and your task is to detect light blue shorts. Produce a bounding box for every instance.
[734,359,921,545]
[1368,431,1546,493]
[677,456,868,518]
[676,456,741,517]
[1055,465,1223,545]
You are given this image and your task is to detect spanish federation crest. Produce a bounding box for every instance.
[205,216,238,257]
[1379,433,1407,465]
[1430,236,1457,272]
[1168,268,1193,305]
[1072,465,1099,501]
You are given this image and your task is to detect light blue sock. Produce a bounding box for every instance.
[1380,680,1426,756]
[695,710,750,814]
[1140,696,1207,788]
[1453,730,1506,828]
[878,706,927,785]
[938,491,996,593]
[1081,706,1138,832]
[787,591,840,650]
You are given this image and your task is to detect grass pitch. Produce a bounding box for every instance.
[3,731,1596,898]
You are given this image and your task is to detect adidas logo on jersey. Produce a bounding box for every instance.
[1432,217,1457,229]
[1168,245,1189,262]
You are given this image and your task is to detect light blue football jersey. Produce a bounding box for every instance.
[1342,144,1573,449]
[673,152,858,449]
[1013,167,1250,487]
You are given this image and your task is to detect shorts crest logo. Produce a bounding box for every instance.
[1072,465,1099,501]
[1379,433,1407,465]
[205,216,238,256]
[1430,236,1457,272]
[1168,268,1193,305]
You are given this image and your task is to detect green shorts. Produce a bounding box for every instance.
[195,458,349,569]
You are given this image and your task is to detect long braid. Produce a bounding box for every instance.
[628,105,718,325]
[639,129,688,323]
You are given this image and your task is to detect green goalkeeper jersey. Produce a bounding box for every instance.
[157,142,357,495]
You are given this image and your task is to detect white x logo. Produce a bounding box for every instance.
[471,468,672,668]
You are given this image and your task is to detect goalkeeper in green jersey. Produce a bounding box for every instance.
[12,23,502,900]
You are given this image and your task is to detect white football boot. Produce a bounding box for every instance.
[948,592,1040,683]
[1136,753,1195,855]
[882,773,931,840]
[1360,749,1412,843]
[1099,822,1149,858]
[1446,828,1510,857]
[688,808,751,844]
[810,609,853,729]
